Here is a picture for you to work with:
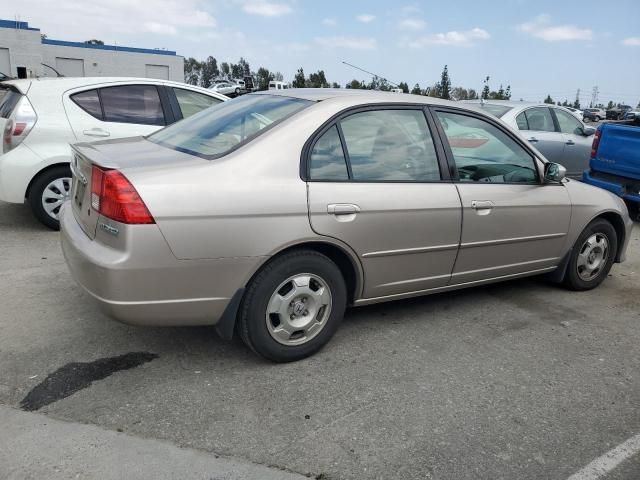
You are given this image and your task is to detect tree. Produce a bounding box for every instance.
[307,70,329,88]
[439,65,451,99]
[331,82,341,88]
[398,82,409,93]
[292,68,306,88]
[481,76,490,100]
[273,71,284,82]
[346,79,365,89]
[467,88,478,100]
[573,98,581,109]
[230,63,243,79]
[411,83,422,95]
[544,94,554,104]
[255,67,274,90]
[606,100,614,110]
[504,85,511,100]
[428,83,441,97]
[237,57,250,76]
[220,62,230,78]
[199,56,219,88]
[184,57,202,85]
[85,39,104,45]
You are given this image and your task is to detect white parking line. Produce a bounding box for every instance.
[567,433,640,480]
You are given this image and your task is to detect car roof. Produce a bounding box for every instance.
[1,77,221,97]
[250,88,465,107]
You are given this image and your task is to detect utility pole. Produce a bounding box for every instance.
[575,88,581,108]
[591,86,599,107]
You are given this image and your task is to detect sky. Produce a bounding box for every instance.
[4,0,640,105]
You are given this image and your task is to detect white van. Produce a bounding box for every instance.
[268,81,289,90]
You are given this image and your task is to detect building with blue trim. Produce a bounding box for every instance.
[0,18,184,81]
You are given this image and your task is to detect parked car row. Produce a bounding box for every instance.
[0,77,227,228]
[464,101,596,178]
[58,89,632,361]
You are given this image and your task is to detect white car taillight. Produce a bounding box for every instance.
[3,96,37,154]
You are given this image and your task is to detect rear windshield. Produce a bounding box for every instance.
[475,104,513,118]
[0,88,21,118]
[149,94,313,159]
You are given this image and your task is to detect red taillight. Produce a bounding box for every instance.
[90,166,155,224]
[591,129,601,159]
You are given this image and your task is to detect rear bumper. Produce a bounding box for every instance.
[582,170,640,204]
[60,203,261,327]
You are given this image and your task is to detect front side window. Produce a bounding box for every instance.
[554,109,583,135]
[99,85,165,126]
[173,88,221,119]
[339,109,441,181]
[71,89,102,119]
[521,107,555,132]
[435,111,538,184]
[149,94,312,159]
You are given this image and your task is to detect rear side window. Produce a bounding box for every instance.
[99,85,165,126]
[173,88,221,119]
[71,89,102,119]
[340,109,441,182]
[0,88,21,118]
[522,107,555,132]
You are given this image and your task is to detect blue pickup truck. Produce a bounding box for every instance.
[583,120,640,217]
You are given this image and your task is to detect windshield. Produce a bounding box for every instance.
[475,103,513,118]
[149,94,313,159]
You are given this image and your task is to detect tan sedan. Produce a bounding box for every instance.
[60,90,633,362]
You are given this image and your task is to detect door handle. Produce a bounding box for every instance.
[471,200,494,210]
[327,203,360,215]
[83,128,110,138]
[528,137,539,143]
[565,139,575,145]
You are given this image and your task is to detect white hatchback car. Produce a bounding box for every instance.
[0,77,226,228]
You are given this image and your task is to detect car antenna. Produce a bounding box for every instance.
[41,63,64,77]
[341,61,400,89]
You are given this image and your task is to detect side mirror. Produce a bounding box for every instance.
[581,125,596,136]
[544,162,566,183]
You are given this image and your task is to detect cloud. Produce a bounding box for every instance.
[356,14,376,23]
[5,0,215,41]
[315,36,377,50]
[398,18,426,31]
[322,18,337,27]
[517,15,592,41]
[404,28,490,48]
[622,36,640,46]
[242,1,292,17]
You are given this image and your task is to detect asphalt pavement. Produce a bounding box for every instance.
[1,201,639,479]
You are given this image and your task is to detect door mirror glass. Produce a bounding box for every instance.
[581,125,596,136]
[544,162,566,183]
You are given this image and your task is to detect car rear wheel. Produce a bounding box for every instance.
[237,250,347,362]
[563,219,617,291]
[28,165,72,230]
[234,87,240,95]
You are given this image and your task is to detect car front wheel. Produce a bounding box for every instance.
[28,165,72,230]
[237,250,347,362]
[563,219,617,291]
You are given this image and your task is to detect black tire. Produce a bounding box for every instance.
[28,165,72,230]
[237,249,347,362]
[234,88,240,95]
[563,219,617,291]
[595,115,601,122]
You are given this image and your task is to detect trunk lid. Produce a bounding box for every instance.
[69,136,205,238]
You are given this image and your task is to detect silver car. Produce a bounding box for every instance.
[465,101,596,178]
[61,90,632,362]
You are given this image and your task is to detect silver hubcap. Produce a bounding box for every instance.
[41,177,71,220]
[577,233,609,281]
[266,274,332,346]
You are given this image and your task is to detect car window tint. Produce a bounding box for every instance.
[173,88,221,119]
[435,111,538,184]
[309,125,349,180]
[339,110,441,182]
[554,109,583,135]
[523,107,555,132]
[99,85,165,126]
[515,112,528,130]
[71,89,102,120]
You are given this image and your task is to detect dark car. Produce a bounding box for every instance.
[606,105,633,120]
